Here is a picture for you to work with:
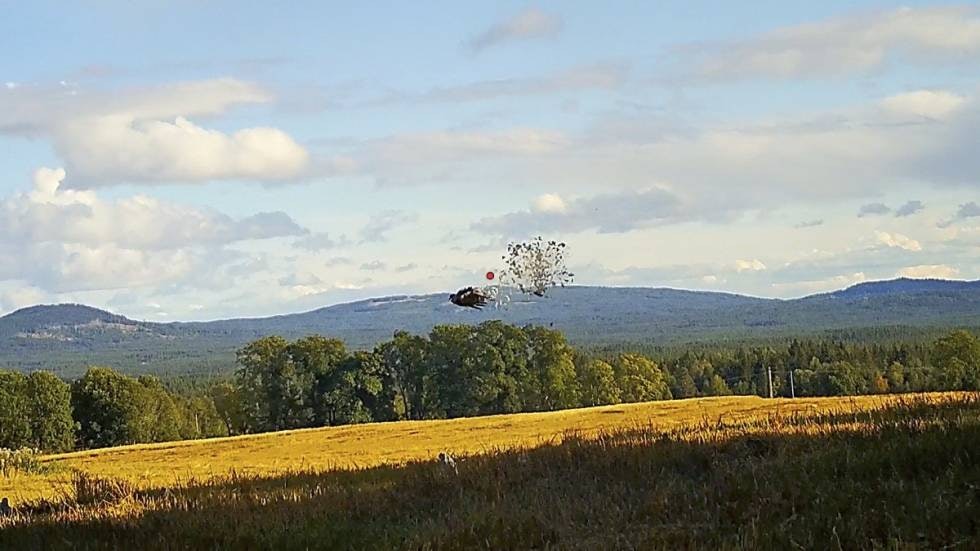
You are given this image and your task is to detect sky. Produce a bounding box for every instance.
[2,1,980,320]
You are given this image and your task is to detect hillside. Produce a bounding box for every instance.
[0,392,962,503]
[2,393,978,549]
[2,278,980,377]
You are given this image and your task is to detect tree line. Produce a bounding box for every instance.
[0,368,226,453]
[2,323,978,452]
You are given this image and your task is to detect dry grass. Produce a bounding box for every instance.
[2,392,979,549]
[1,393,922,504]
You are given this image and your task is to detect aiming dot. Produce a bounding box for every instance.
[486,271,495,280]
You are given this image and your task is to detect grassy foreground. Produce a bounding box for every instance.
[0,394,931,503]
[2,393,979,549]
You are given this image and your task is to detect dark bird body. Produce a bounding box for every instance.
[450,287,489,309]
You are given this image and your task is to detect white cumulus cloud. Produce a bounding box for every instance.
[881,90,966,120]
[0,78,310,186]
[897,264,961,279]
[875,231,922,252]
[0,168,308,294]
[532,193,568,214]
[735,259,767,272]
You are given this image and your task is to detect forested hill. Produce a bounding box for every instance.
[3,278,980,377]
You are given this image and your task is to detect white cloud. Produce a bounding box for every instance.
[769,272,868,296]
[768,240,953,288]
[532,193,568,214]
[1,78,310,186]
[334,282,365,291]
[467,8,562,53]
[898,264,961,279]
[735,259,767,272]
[0,286,49,312]
[474,187,718,237]
[875,231,922,252]
[59,116,309,185]
[335,85,980,207]
[881,90,966,120]
[0,168,307,250]
[689,6,980,80]
[1,78,269,133]
[0,168,307,294]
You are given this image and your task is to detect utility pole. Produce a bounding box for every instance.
[767,365,774,399]
[789,370,796,398]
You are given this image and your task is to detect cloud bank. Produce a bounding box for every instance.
[0,79,310,186]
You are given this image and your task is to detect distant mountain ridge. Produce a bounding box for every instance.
[0,304,135,332]
[821,278,980,299]
[2,278,980,377]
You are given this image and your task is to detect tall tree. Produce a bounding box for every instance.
[136,376,183,443]
[236,336,306,432]
[311,351,379,426]
[706,374,732,396]
[931,330,980,390]
[427,324,506,418]
[24,371,74,452]
[0,371,30,449]
[71,367,146,448]
[476,321,528,414]
[376,331,431,420]
[290,336,348,425]
[175,394,228,440]
[526,326,579,411]
[210,382,247,435]
[613,354,672,403]
[575,359,620,407]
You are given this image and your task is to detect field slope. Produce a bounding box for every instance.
[0,394,933,502]
[3,392,979,549]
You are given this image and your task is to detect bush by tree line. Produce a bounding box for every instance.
[1,323,978,452]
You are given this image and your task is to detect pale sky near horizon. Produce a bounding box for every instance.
[2,1,979,320]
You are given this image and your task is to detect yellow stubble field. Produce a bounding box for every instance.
[1,393,941,505]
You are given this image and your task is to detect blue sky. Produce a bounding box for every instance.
[2,2,979,319]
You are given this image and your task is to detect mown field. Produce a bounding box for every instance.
[3,392,979,549]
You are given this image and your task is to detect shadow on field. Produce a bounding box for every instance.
[3,395,980,550]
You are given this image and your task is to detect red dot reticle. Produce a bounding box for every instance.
[486,271,495,281]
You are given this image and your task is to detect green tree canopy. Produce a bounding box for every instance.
[613,354,671,402]
[71,367,147,448]
[0,371,31,449]
[25,371,74,452]
[575,359,620,407]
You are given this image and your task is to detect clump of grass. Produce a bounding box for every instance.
[65,471,137,507]
[0,448,45,477]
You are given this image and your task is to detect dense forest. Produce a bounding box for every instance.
[2,322,979,453]
[4,279,980,378]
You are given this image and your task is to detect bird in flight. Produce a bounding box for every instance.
[450,287,489,310]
